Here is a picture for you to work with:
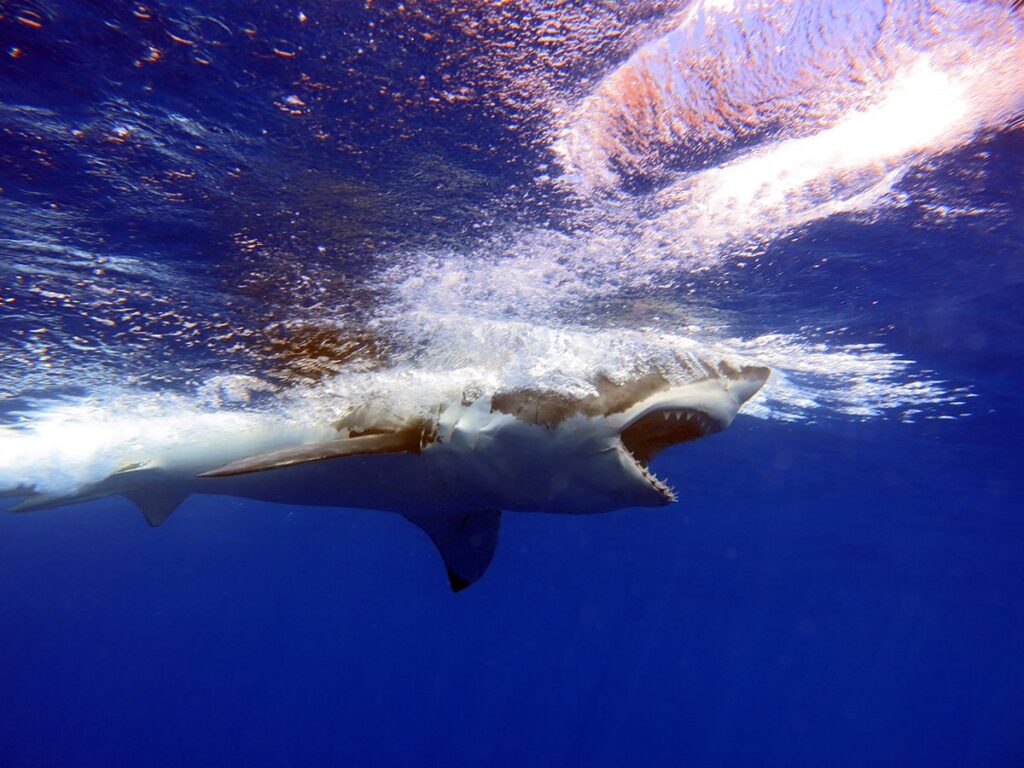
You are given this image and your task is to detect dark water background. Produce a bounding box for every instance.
[1,1,1023,765]
[1,418,1021,766]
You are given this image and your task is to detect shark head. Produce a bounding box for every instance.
[457,363,771,513]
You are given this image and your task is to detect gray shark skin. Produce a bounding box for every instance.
[3,364,769,590]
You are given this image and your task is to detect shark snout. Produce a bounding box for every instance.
[722,365,771,407]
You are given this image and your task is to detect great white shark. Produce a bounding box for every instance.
[1,363,768,590]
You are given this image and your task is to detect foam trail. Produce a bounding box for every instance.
[556,0,1024,196]
[636,52,1017,263]
[547,0,1024,271]
[401,1,1024,309]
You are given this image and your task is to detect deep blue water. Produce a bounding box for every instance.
[2,1,1023,766]
[1,419,1022,766]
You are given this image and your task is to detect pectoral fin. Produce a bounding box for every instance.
[199,430,425,478]
[8,478,188,527]
[404,511,502,592]
[8,493,62,513]
[125,487,188,527]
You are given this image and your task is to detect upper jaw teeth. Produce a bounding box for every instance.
[664,410,691,421]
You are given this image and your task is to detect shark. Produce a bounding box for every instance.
[1,362,769,590]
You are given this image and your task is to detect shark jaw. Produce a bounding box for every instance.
[611,366,770,505]
[619,406,723,503]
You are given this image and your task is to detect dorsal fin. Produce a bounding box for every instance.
[404,511,502,591]
[199,430,426,478]
[125,486,188,527]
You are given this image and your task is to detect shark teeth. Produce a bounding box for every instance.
[620,406,723,503]
[636,459,677,502]
[631,447,678,503]
[662,410,696,421]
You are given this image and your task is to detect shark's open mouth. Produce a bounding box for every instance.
[619,407,724,501]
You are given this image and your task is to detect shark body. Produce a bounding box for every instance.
[2,363,768,589]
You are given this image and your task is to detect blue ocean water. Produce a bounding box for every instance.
[1,1,1023,766]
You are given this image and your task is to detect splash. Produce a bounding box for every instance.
[0,317,962,496]
[373,0,1023,424]
[0,321,743,495]
[1,0,1020,471]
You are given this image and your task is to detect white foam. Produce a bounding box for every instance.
[3,0,1015,497]
[0,310,969,496]
[637,51,1022,263]
[0,396,266,496]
